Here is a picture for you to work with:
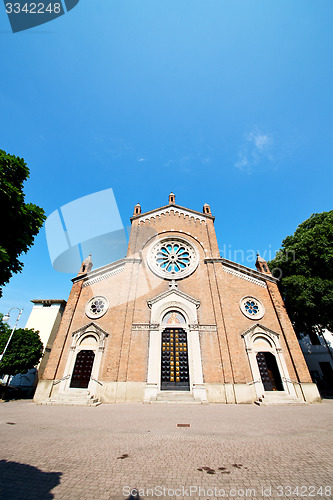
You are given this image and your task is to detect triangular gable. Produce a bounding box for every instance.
[241,323,280,339]
[71,322,109,338]
[147,287,200,309]
[133,204,210,225]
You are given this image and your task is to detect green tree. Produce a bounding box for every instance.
[0,316,43,377]
[268,211,333,339]
[0,149,46,297]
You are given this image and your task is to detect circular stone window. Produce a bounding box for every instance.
[240,296,265,320]
[85,296,109,319]
[147,238,198,279]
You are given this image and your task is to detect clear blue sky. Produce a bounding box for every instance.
[0,0,332,327]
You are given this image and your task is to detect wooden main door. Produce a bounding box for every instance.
[70,350,95,389]
[161,328,190,391]
[256,352,283,391]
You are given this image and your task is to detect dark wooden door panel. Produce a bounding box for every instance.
[70,350,95,389]
[256,352,283,391]
[256,352,275,391]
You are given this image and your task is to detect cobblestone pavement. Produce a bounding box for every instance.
[0,400,332,500]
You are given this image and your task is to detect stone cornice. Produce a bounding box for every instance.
[131,203,215,224]
[72,258,126,284]
[205,257,278,284]
[31,299,66,306]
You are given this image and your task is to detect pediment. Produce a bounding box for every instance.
[71,322,109,338]
[134,204,208,225]
[241,323,279,339]
[147,287,200,309]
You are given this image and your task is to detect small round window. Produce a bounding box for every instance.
[240,296,264,320]
[85,296,109,319]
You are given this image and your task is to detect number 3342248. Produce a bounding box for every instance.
[5,3,61,14]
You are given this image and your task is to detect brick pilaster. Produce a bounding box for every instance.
[266,281,312,384]
[42,278,83,381]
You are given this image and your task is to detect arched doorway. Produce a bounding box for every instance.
[70,350,95,389]
[256,352,283,391]
[57,323,108,395]
[161,311,190,391]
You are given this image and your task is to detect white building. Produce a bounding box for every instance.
[299,329,333,395]
[8,299,66,393]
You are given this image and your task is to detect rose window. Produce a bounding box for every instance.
[90,299,105,315]
[244,300,259,315]
[156,242,191,273]
[240,296,264,320]
[148,238,198,279]
[85,296,109,319]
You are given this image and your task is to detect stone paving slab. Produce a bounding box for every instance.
[0,400,332,499]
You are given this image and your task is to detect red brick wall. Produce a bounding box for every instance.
[42,203,312,390]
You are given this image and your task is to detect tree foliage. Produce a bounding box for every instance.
[0,149,46,297]
[0,315,43,376]
[268,211,333,337]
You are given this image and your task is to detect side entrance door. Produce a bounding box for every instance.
[70,350,95,389]
[256,352,283,391]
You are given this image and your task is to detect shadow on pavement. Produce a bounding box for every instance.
[0,460,61,499]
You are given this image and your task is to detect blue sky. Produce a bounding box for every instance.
[0,0,332,327]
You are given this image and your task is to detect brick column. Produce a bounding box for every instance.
[266,281,312,384]
[116,259,141,382]
[42,278,83,381]
[205,261,234,385]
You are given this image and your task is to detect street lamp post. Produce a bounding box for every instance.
[0,307,23,364]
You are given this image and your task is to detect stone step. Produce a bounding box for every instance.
[150,391,202,404]
[40,390,101,406]
[254,392,306,406]
[55,393,93,400]
[46,399,101,406]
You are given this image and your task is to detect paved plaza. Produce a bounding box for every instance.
[0,400,332,500]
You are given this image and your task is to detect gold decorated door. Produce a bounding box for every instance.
[161,328,190,390]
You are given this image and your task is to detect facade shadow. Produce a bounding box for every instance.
[0,460,61,499]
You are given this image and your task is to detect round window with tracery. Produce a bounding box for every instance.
[148,238,198,279]
[240,296,264,320]
[85,296,109,319]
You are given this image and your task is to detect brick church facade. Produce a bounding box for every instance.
[34,194,320,404]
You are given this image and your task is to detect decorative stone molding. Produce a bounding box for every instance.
[241,323,280,340]
[132,324,150,330]
[71,322,109,342]
[199,325,217,333]
[132,323,161,331]
[83,266,124,287]
[137,207,206,225]
[148,288,200,309]
[223,266,267,288]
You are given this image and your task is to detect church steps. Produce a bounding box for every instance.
[39,390,102,406]
[147,391,204,404]
[254,392,307,406]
